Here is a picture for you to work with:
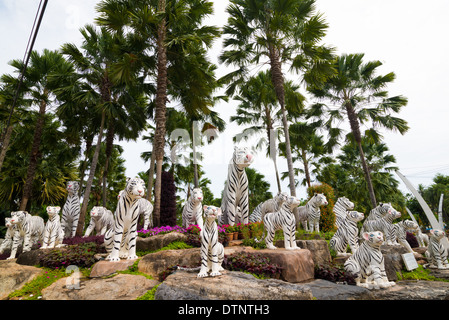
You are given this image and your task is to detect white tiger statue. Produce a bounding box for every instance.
[344,231,396,290]
[104,177,145,261]
[424,229,449,269]
[256,196,302,250]
[197,205,225,278]
[248,191,289,223]
[295,193,328,233]
[333,197,355,229]
[118,190,154,230]
[220,146,254,226]
[84,206,114,237]
[330,210,365,257]
[40,206,65,249]
[62,181,81,238]
[392,219,419,253]
[181,188,203,228]
[360,205,401,245]
[365,202,396,221]
[414,230,429,247]
[0,217,18,254]
[7,211,45,260]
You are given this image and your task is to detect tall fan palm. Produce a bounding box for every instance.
[219,0,334,197]
[308,53,409,208]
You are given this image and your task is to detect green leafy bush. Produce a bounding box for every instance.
[39,242,105,269]
[314,263,356,285]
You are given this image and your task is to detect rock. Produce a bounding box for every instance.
[0,260,44,300]
[15,248,52,266]
[89,259,138,278]
[155,270,314,300]
[41,274,159,300]
[275,240,331,266]
[380,244,409,281]
[428,268,449,280]
[138,247,201,279]
[371,280,449,300]
[306,279,374,300]
[136,232,188,253]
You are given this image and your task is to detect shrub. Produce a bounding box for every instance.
[62,235,104,246]
[406,232,419,248]
[314,263,356,285]
[39,241,105,269]
[160,171,177,226]
[138,225,186,238]
[223,252,282,279]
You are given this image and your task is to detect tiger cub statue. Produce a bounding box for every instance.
[197,205,225,278]
[424,229,449,269]
[181,188,204,228]
[0,218,18,254]
[329,210,365,257]
[84,206,114,237]
[344,231,396,290]
[257,196,302,250]
[7,211,45,259]
[41,206,65,249]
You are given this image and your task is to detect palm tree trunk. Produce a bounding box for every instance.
[0,124,14,172]
[78,136,93,198]
[102,120,115,207]
[77,110,106,235]
[146,147,156,201]
[345,102,377,207]
[301,149,312,189]
[266,118,281,193]
[268,45,296,196]
[192,121,199,188]
[19,97,47,211]
[153,0,168,227]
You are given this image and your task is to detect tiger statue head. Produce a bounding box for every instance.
[403,220,419,232]
[5,217,13,229]
[203,205,222,221]
[312,193,328,207]
[362,231,384,248]
[429,229,446,241]
[275,192,289,203]
[339,197,355,210]
[284,196,301,210]
[66,181,79,195]
[233,146,254,168]
[378,203,395,215]
[190,188,203,203]
[125,177,146,199]
[9,211,27,225]
[46,206,61,219]
[90,206,106,220]
[347,211,364,223]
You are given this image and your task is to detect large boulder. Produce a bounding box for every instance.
[136,232,188,252]
[16,248,52,266]
[41,274,159,300]
[274,240,331,266]
[89,259,138,278]
[155,269,314,300]
[0,260,44,300]
[372,280,449,300]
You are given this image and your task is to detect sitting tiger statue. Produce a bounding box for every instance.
[0,218,18,254]
[40,206,65,249]
[256,196,302,250]
[198,205,225,278]
[104,177,145,261]
[248,191,289,223]
[392,220,419,253]
[329,210,365,257]
[7,211,45,259]
[424,229,449,269]
[84,206,114,237]
[344,231,396,290]
[360,206,401,245]
[181,188,204,228]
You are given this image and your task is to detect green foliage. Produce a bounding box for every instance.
[397,265,449,282]
[245,168,272,213]
[223,252,283,279]
[39,242,105,269]
[314,263,356,285]
[307,182,336,233]
[136,283,161,300]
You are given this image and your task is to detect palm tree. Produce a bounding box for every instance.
[219,0,334,198]
[308,53,409,208]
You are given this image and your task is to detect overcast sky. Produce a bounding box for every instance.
[1,0,448,203]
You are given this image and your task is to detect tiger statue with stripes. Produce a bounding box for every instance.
[7,211,45,260]
[40,206,65,249]
[0,218,18,254]
[333,197,355,229]
[118,190,154,230]
[84,206,114,237]
[392,220,419,253]
[248,191,289,223]
[344,231,396,290]
[220,146,254,226]
[424,229,449,269]
[62,181,81,238]
[181,188,204,228]
[104,177,145,261]
[295,193,328,233]
[365,202,395,221]
[256,196,302,250]
[330,210,365,257]
[360,205,401,245]
[197,205,225,278]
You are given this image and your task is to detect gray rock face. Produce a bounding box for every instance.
[0,260,44,300]
[372,280,449,300]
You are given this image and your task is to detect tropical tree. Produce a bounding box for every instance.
[219,0,334,197]
[245,167,272,213]
[308,53,409,208]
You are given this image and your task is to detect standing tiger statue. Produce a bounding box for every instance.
[62,181,81,238]
[220,146,254,226]
[256,196,302,250]
[0,218,18,254]
[197,205,225,278]
[333,197,355,229]
[360,205,401,245]
[181,188,204,228]
[84,206,114,237]
[330,210,365,257]
[118,190,154,230]
[104,177,145,261]
[7,211,45,260]
[40,206,65,249]
[295,193,328,233]
[424,229,449,269]
[248,191,289,223]
[344,231,396,290]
